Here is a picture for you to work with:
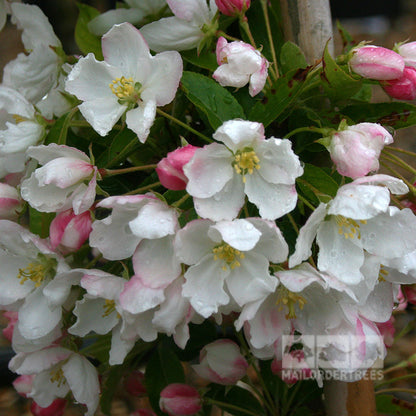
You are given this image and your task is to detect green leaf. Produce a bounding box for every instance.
[336,20,356,53]
[341,102,416,129]
[181,71,245,130]
[45,110,78,145]
[280,41,307,73]
[321,44,362,100]
[181,49,218,71]
[75,3,103,60]
[145,342,185,415]
[248,67,310,127]
[29,207,55,238]
[207,385,266,416]
[376,394,416,415]
[300,163,339,199]
[100,365,124,416]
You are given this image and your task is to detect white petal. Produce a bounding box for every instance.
[80,271,124,299]
[88,9,144,37]
[0,121,43,154]
[109,322,136,365]
[27,143,91,165]
[29,370,69,407]
[352,174,409,195]
[167,0,209,21]
[0,85,35,118]
[213,65,250,88]
[126,100,156,142]
[184,143,234,198]
[43,269,83,308]
[245,175,298,220]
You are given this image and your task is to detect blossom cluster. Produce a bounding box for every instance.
[1,1,416,415]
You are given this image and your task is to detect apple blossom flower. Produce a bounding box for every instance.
[49,209,93,254]
[65,22,182,142]
[0,86,44,178]
[175,217,288,317]
[20,144,98,215]
[349,45,404,80]
[159,383,201,416]
[3,3,62,104]
[156,145,199,190]
[192,339,248,384]
[396,41,416,69]
[184,119,303,221]
[382,66,416,100]
[9,347,100,416]
[324,122,393,179]
[213,37,269,97]
[289,175,416,287]
[140,0,218,52]
[88,0,168,36]
[215,0,250,16]
[0,183,23,220]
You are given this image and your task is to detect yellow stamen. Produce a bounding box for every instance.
[213,243,245,271]
[102,299,117,317]
[109,76,137,101]
[17,263,46,287]
[233,149,260,183]
[50,367,66,388]
[12,114,27,124]
[335,216,366,240]
[379,265,389,282]
[276,288,307,319]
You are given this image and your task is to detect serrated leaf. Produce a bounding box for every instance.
[75,3,103,60]
[321,44,362,100]
[341,102,416,129]
[181,71,245,130]
[280,41,307,73]
[248,67,310,127]
[145,342,185,415]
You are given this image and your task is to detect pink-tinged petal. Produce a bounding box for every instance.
[29,370,69,408]
[12,323,62,354]
[167,0,210,21]
[34,158,93,188]
[184,143,234,198]
[245,175,298,220]
[81,271,125,299]
[397,41,416,68]
[62,354,100,416]
[27,144,91,165]
[133,236,181,289]
[213,119,264,152]
[30,398,67,416]
[125,99,156,143]
[140,17,203,52]
[193,174,245,221]
[249,59,268,96]
[65,53,121,101]
[226,251,277,306]
[276,263,326,293]
[182,255,230,318]
[13,374,34,398]
[119,276,165,314]
[141,51,183,106]
[69,296,119,336]
[383,66,416,100]
[256,138,303,185]
[18,288,62,340]
[213,65,250,88]
[71,168,97,215]
[174,219,215,265]
[102,23,151,80]
[216,36,228,64]
[9,347,72,374]
[210,219,261,251]
[78,98,126,137]
[246,218,289,263]
[128,200,178,239]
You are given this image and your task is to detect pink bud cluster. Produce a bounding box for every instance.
[215,0,250,16]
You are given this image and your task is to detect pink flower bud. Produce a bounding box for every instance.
[12,374,34,398]
[159,383,201,416]
[396,41,416,69]
[30,398,67,416]
[193,339,248,385]
[49,209,93,253]
[215,0,250,16]
[271,350,312,384]
[382,66,416,100]
[328,122,393,179]
[2,310,18,342]
[156,145,199,190]
[0,183,23,220]
[349,45,404,80]
[124,370,147,397]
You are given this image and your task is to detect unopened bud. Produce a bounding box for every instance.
[215,0,250,16]
[382,66,416,100]
[159,383,201,416]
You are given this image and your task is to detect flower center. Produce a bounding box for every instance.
[17,255,57,287]
[109,77,141,105]
[334,216,367,239]
[102,299,117,318]
[12,114,27,124]
[233,148,260,183]
[50,367,67,388]
[276,287,307,319]
[378,265,389,282]
[213,243,245,271]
